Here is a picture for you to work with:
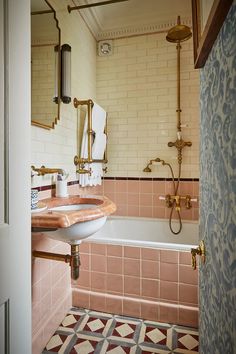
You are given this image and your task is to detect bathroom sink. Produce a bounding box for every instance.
[31,195,116,245]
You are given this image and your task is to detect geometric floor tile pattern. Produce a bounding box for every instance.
[42,307,199,354]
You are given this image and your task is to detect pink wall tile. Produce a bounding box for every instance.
[140,193,153,206]
[140,180,153,194]
[179,265,198,285]
[91,243,106,255]
[179,284,198,305]
[107,274,123,294]
[115,192,128,204]
[127,205,139,217]
[141,260,159,279]
[123,298,141,318]
[91,254,107,272]
[107,244,123,257]
[116,180,128,193]
[139,206,153,218]
[80,242,90,253]
[179,182,194,195]
[80,253,90,271]
[124,246,140,259]
[141,248,160,261]
[178,306,199,327]
[159,304,179,324]
[160,281,178,302]
[179,251,192,265]
[124,276,141,296]
[153,181,165,194]
[141,301,159,321]
[160,262,178,282]
[124,258,140,277]
[106,295,123,315]
[127,180,140,193]
[127,193,139,205]
[72,289,90,309]
[107,256,123,274]
[91,272,106,292]
[141,279,159,299]
[104,180,116,193]
[153,207,166,218]
[75,270,91,289]
[90,293,106,313]
[160,250,178,264]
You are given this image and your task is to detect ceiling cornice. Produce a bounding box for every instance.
[80,10,192,40]
[96,17,192,40]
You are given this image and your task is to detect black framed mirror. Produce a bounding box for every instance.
[31,0,61,129]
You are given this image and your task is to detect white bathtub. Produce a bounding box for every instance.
[88,216,199,251]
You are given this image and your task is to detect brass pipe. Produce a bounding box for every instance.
[176,41,181,132]
[88,100,93,163]
[32,245,81,280]
[68,0,129,13]
[32,250,71,263]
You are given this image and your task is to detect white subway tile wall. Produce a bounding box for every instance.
[96,33,199,178]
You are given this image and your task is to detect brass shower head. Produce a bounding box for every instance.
[166,16,192,43]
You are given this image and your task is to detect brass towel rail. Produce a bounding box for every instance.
[73,98,107,174]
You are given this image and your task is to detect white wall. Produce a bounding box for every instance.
[31,0,97,187]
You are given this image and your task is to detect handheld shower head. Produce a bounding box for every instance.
[143,165,152,173]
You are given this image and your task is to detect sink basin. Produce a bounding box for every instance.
[31,195,116,245]
[49,204,97,212]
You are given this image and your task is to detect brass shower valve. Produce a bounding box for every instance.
[165,194,193,211]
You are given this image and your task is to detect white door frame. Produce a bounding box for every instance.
[0,0,31,353]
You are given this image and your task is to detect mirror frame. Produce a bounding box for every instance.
[192,0,233,68]
[31,0,61,130]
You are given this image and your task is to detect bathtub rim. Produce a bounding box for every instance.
[86,215,199,251]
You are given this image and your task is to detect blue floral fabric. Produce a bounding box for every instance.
[199,2,236,353]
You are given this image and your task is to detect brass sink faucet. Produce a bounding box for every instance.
[31,165,65,176]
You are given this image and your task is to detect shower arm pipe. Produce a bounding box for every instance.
[176,40,181,132]
[68,0,129,13]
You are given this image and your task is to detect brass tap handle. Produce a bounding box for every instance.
[191,240,206,270]
[185,195,192,209]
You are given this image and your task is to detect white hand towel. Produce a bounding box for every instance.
[92,103,107,133]
[92,132,107,160]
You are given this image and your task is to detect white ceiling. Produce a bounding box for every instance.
[73,0,192,40]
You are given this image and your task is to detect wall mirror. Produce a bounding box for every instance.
[31,0,61,130]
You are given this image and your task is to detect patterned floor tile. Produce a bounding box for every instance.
[172,325,199,353]
[42,308,199,354]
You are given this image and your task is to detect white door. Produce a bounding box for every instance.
[0,0,31,353]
